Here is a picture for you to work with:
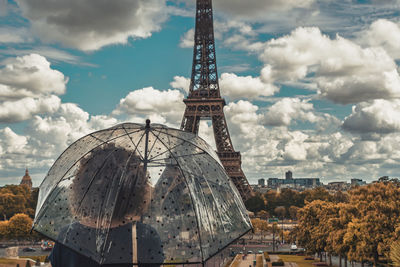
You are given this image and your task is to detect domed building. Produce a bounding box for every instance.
[20,168,32,189]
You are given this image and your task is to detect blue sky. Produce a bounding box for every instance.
[1,0,400,186]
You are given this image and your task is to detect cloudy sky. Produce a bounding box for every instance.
[1,0,400,186]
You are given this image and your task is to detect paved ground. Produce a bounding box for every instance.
[237,254,258,267]
[329,255,372,267]
[284,261,299,267]
[0,246,50,258]
[270,254,299,267]
[269,255,280,262]
[229,244,294,254]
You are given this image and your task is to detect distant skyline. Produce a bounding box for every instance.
[1,0,400,186]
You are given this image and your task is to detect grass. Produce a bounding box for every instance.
[20,255,48,262]
[0,258,31,266]
[279,255,320,267]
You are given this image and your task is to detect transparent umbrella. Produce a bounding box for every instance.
[33,121,252,265]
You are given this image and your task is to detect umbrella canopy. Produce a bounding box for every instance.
[33,121,252,265]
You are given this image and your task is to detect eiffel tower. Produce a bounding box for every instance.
[181,0,253,201]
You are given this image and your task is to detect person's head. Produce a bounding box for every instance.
[69,143,152,227]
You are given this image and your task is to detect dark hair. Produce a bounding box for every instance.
[70,143,151,226]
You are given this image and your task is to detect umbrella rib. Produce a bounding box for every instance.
[74,148,119,219]
[97,129,147,263]
[36,127,142,190]
[61,148,121,259]
[146,128,163,158]
[184,170,228,234]
[148,151,207,162]
[89,133,106,143]
[180,170,230,189]
[152,134,206,263]
[143,122,150,174]
[34,129,143,228]
[122,126,146,161]
[151,129,216,161]
[99,150,140,264]
[146,140,186,161]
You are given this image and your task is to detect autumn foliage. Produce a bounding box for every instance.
[0,185,38,220]
[0,213,34,241]
[0,185,40,241]
[295,181,400,266]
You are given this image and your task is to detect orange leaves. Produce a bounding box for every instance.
[295,182,400,264]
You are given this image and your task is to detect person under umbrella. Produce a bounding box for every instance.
[48,143,164,267]
[33,122,252,266]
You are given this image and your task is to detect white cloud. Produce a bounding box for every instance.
[343,99,400,134]
[179,20,261,52]
[170,76,190,93]
[213,0,315,20]
[260,27,400,104]
[26,103,119,158]
[282,131,309,161]
[113,87,185,126]
[179,28,194,48]
[223,33,264,52]
[197,120,216,150]
[0,95,61,123]
[262,98,318,127]
[214,20,257,39]
[15,0,168,51]
[0,54,67,122]
[0,102,120,182]
[220,72,278,100]
[359,19,400,59]
[217,99,400,182]
[88,115,118,130]
[0,54,67,100]
[224,100,263,142]
[0,27,32,43]
[0,127,27,153]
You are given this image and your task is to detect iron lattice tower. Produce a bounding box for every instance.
[181,0,253,201]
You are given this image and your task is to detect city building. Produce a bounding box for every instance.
[351,178,367,187]
[258,178,265,187]
[20,168,32,189]
[267,171,320,190]
[325,181,350,191]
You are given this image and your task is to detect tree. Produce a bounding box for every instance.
[271,222,280,252]
[344,182,400,266]
[333,191,349,203]
[245,194,265,213]
[296,200,338,261]
[274,206,286,219]
[390,241,400,266]
[0,185,37,220]
[288,206,299,220]
[304,187,333,203]
[258,210,269,219]
[7,213,33,240]
[264,189,306,217]
[251,218,269,235]
[264,190,279,215]
[0,193,26,220]
[327,203,355,267]
[0,220,9,240]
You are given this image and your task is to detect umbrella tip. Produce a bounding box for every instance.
[146,119,151,129]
